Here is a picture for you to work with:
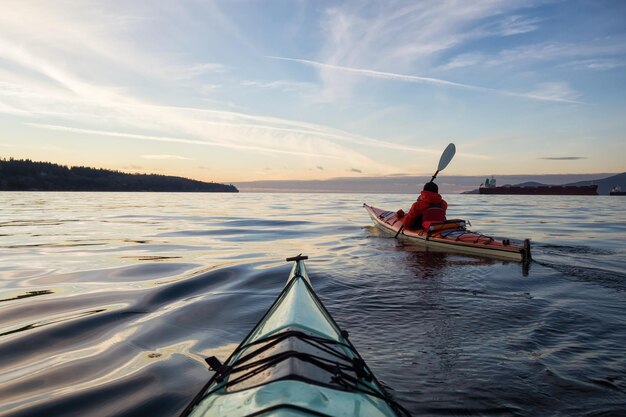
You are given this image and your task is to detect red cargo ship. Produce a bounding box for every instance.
[479,177,598,195]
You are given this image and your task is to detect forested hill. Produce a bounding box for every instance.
[0,158,238,192]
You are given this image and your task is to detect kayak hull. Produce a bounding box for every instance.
[364,203,530,262]
[182,257,407,417]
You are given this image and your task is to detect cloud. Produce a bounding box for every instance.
[0,28,448,173]
[0,99,32,116]
[317,166,324,170]
[312,1,624,105]
[540,157,588,160]
[200,84,222,93]
[241,80,316,92]
[349,168,362,173]
[319,2,523,66]
[440,53,485,70]
[0,2,167,84]
[447,42,626,70]
[523,82,582,104]
[0,36,402,172]
[495,15,541,36]
[172,63,227,80]
[141,154,191,160]
[311,1,551,100]
[3,0,617,182]
[564,59,626,71]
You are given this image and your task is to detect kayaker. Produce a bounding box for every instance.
[398,181,447,230]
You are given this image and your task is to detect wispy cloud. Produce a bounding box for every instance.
[200,84,222,93]
[241,80,316,92]
[441,53,485,70]
[311,1,626,108]
[1,1,623,181]
[495,15,541,36]
[0,99,32,116]
[349,168,363,174]
[564,59,626,71]
[523,82,582,104]
[540,156,588,160]
[4,15,463,176]
[0,34,396,172]
[443,41,626,70]
[171,63,228,80]
[319,2,525,67]
[313,1,549,99]
[121,165,144,170]
[141,154,191,160]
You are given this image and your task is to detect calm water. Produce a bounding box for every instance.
[0,192,625,417]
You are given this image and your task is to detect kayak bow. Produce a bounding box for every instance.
[364,204,531,262]
[181,255,410,417]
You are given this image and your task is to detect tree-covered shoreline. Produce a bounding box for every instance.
[0,158,238,192]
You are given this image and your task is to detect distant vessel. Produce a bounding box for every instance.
[609,186,626,196]
[479,176,598,195]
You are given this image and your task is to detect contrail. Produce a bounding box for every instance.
[26,123,344,160]
[268,56,583,104]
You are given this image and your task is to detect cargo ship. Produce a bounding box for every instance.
[479,177,598,195]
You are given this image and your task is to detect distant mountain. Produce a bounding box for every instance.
[0,158,238,192]
[564,172,626,195]
[462,172,625,195]
[236,173,619,194]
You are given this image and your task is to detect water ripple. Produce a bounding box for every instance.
[0,192,624,416]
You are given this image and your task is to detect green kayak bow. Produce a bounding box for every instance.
[181,255,410,417]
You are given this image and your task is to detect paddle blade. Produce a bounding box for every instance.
[437,143,456,172]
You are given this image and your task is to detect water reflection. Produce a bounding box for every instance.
[398,242,532,277]
[0,290,53,303]
[0,308,106,337]
[401,244,502,276]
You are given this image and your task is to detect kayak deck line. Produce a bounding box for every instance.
[181,256,411,417]
[203,329,380,397]
[364,203,531,263]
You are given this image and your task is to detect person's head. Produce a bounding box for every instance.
[423,182,438,193]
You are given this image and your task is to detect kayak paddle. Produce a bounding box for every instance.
[431,142,456,182]
[395,142,456,238]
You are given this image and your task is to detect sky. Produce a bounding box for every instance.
[0,0,625,187]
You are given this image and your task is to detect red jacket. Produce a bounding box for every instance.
[401,190,448,230]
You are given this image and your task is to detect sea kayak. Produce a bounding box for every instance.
[181,255,410,417]
[364,203,531,262]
